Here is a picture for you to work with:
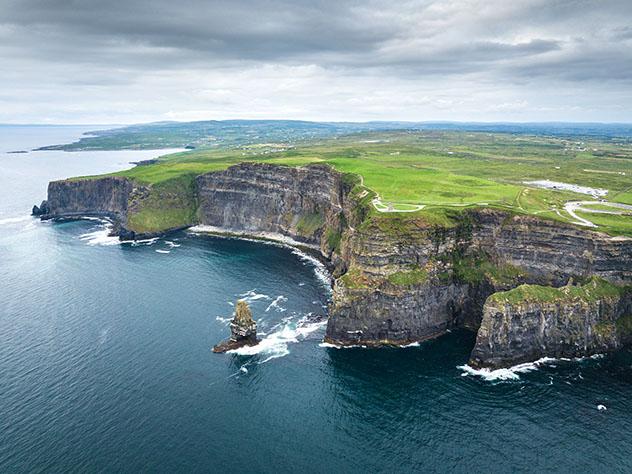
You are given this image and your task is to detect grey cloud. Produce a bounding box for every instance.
[0,0,631,123]
[0,0,629,80]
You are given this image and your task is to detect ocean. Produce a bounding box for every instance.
[1,126,632,473]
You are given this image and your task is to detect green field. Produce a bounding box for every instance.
[79,130,632,236]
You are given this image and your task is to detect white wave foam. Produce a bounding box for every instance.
[79,222,121,246]
[290,248,332,291]
[189,225,320,250]
[130,237,159,246]
[265,295,288,312]
[155,249,170,254]
[0,215,33,226]
[318,342,367,349]
[400,342,420,348]
[215,316,232,325]
[458,357,558,381]
[165,240,181,248]
[238,289,271,303]
[227,315,327,362]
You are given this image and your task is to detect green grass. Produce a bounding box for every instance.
[325,228,342,252]
[339,267,371,289]
[488,278,625,305]
[579,203,629,212]
[575,211,632,236]
[453,254,524,285]
[296,212,325,236]
[616,314,632,337]
[387,267,428,286]
[126,174,198,233]
[70,130,632,236]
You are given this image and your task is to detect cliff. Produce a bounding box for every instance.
[36,163,632,367]
[196,162,351,258]
[38,175,196,239]
[325,209,632,348]
[42,177,133,222]
[469,279,632,368]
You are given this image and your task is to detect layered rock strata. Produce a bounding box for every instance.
[213,300,259,353]
[36,163,632,367]
[469,279,632,368]
[196,162,350,258]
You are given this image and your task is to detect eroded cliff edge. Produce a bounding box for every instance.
[37,163,632,368]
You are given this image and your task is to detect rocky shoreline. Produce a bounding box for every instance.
[34,162,632,368]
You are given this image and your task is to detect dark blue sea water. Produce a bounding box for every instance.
[2,126,632,473]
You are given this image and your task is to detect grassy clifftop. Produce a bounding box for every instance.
[488,278,628,305]
[74,130,632,236]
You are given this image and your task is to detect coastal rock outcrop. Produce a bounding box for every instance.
[470,209,632,285]
[41,176,133,223]
[35,162,632,367]
[213,300,259,353]
[31,200,49,216]
[469,279,632,368]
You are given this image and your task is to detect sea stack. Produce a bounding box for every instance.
[213,300,259,353]
[31,200,49,216]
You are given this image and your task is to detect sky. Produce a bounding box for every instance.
[1,0,631,124]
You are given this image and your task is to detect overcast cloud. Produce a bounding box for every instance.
[0,0,631,123]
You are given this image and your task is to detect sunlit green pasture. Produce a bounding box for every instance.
[78,130,632,235]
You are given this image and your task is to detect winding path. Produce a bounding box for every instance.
[564,201,632,228]
[357,174,632,229]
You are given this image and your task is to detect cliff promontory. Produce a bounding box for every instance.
[36,162,632,368]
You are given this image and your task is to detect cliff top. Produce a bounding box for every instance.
[62,130,632,237]
[487,278,629,306]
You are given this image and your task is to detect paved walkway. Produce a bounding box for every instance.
[564,201,632,227]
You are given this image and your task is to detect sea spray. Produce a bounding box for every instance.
[458,354,605,382]
[228,314,327,362]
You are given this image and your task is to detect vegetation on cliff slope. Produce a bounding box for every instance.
[488,278,628,305]
[126,175,198,233]
[452,253,524,286]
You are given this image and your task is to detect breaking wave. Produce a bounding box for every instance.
[458,353,605,381]
[227,314,327,363]
[290,248,331,291]
[265,295,288,312]
[238,289,271,304]
[319,342,367,349]
[78,221,121,246]
[0,215,33,226]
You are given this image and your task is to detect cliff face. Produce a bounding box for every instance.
[37,163,632,367]
[196,163,349,256]
[471,209,632,285]
[469,281,632,368]
[44,177,133,222]
[325,208,632,351]
[41,175,197,238]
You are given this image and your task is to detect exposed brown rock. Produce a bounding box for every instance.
[213,300,259,353]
